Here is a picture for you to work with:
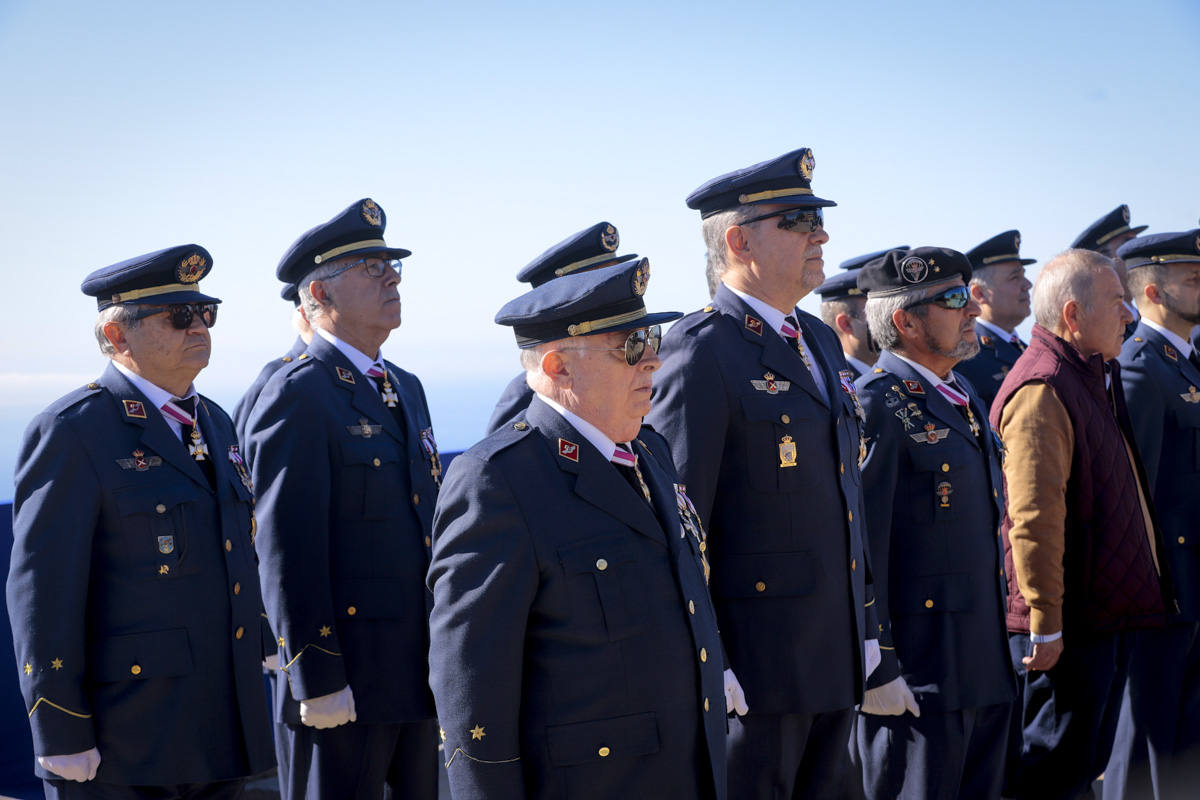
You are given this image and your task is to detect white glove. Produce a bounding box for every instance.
[860,675,920,717]
[864,638,881,679]
[724,668,749,716]
[299,685,357,729]
[38,747,101,782]
[263,653,280,671]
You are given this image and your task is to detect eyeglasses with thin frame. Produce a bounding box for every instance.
[902,284,971,311]
[738,207,824,233]
[323,256,403,281]
[556,326,662,366]
[129,302,219,330]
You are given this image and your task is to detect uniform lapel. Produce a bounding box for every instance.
[525,398,666,544]
[308,336,406,446]
[1140,324,1200,389]
[196,398,239,498]
[879,352,978,448]
[712,286,825,405]
[101,363,211,490]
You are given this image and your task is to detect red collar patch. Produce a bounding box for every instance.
[558,438,580,462]
[1164,344,1179,361]
[122,399,147,419]
[336,366,356,383]
[902,379,925,396]
[744,315,763,336]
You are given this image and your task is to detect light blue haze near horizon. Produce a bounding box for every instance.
[1,0,1198,500]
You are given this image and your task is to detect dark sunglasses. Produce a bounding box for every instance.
[130,302,219,330]
[565,325,663,366]
[324,256,402,280]
[903,285,971,311]
[739,207,824,233]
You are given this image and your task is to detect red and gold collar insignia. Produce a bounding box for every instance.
[558,438,580,462]
[1164,344,1179,361]
[336,366,356,383]
[123,399,147,419]
[744,315,763,336]
[902,379,925,395]
[980,335,994,347]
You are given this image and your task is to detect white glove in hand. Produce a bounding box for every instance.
[38,747,101,782]
[262,653,280,671]
[300,685,357,729]
[861,675,920,717]
[864,639,882,679]
[723,668,749,716]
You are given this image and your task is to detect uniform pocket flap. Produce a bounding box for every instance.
[115,484,193,516]
[908,444,954,473]
[333,577,408,619]
[545,712,659,766]
[338,437,401,466]
[557,537,636,575]
[92,628,193,682]
[712,551,820,598]
[895,573,973,614]
[740,393,800,422]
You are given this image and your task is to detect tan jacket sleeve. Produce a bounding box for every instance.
[998,381,1074,635]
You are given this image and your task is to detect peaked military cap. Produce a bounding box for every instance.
[965,230,1036,269]
[280,283,300,305]
[1118,229,1200,269]
[82,244,220,310]
[686,147,837,218]
[517,222,639,287]
[815,269,865,301]
[857,246,972,297]
[276,198,411,286]
[839,247,909,271]
[496,258,681,347]
[1071,205,1149,251]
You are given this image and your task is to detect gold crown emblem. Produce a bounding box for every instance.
[177,253,207,283]
[601,224,619,252]
[1014,233,1021,250]
[361,199,383,227]
[632,260,650,296]
[797,150,816,181]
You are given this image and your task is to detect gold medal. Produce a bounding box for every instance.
[779,435,798,468]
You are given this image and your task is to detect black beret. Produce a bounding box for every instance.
[856,246,972,297]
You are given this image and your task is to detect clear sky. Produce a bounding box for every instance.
[1,0,1198,498]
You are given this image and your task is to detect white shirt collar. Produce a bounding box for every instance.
[1142,318,1194,359]
[111,361,197,439]
[535,392,623,461]
[975,318,1018,342]
[316,327,382,376]
[845,354,872,376]
[888,351,957,390]
[724,284,793,339]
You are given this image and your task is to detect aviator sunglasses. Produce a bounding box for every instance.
[130,302,219,330]
[563,325,663,366]
[903,284,971,311]
[738,207,824,233]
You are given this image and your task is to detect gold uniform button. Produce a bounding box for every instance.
[840,462,845,475]
[596,558,608,571]
[700,647,708,662]
[755,581,767,593]
[851,558,857,571]
[233,582,241,595]
[413,493,420,505]
[941,463,950,473]
[130,664,142,676]
[224,539,232,552]
[925,599,934,608]
[848,511,853,523]
[347,606,357,616]
[598,746,611,758]
[425,536,432,547]
[372,457,381,467]
[781,414,790,424]
[235,626,244,640]
[704,697,710,712]
[688,600,695,615]
[1179,536,1187,544]
[993,489,998,498]
[155,503,167,514]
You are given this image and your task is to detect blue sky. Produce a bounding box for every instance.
[1,0,1198,497]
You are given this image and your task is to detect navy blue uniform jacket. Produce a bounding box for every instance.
[6,364,273,784]
[244,333,440,724]
[485,372,534,436]
[232,335,307,445]
[428,397,726,800]
[1119,323,1200,621]
[855,352,1015,709]
[954,328,1021,412]
[646,286,878,714]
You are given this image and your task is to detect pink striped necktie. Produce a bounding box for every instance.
[936,381,969,408]
[161,397,213,472]
[612,443,652,504]
[365,363,399,407]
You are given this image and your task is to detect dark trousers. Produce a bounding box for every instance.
[1007,631,1133,800]
[283,718,438,800]
[1102,622,1200,800]
[855,702,1011,800]
[727,707,857,799]
[45,778,246,800]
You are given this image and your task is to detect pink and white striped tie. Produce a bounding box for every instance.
[936,381,969,408]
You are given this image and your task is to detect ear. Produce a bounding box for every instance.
[308,279,330,307]
[969,282,988,304]
[724,224,751,265]
[1141,281,1163,306]
[540,349,572,388]
[834,311,855,335]
[102,320,130,354]
[1062,299,1082,334]
[890,307,917,340]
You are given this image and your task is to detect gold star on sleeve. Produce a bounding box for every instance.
[50,658,63,671]
[470,724,486,741]
[23,663,31,675]
[319,625,332,638]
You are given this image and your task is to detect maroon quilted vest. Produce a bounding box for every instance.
[990,324,1168,635]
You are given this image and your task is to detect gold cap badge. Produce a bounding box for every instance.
[601,224,618,252]
[177,253,206,283]
[361,199,383,227]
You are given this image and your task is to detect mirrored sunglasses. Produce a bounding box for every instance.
[739,207,824,233]
[904,285,971,311]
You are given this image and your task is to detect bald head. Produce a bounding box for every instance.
[1033,248,1131,359]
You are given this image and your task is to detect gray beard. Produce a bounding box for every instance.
[922,328,981,361]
